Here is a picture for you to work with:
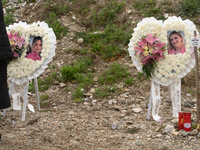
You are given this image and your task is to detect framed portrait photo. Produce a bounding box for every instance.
[26,36,43,61]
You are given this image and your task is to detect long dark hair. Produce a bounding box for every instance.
[26,37,43,58]
[168,31,185,51]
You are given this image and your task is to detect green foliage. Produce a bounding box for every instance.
[18,0,23,3]
[142,61,156,79]
[4,13,15,26]
[2,0,7,5]
[69,0,96,16]
[73,98,84,103]
[161,0,172,5]
[99,63,131,84]
[177,0,200,17]
[45,13,68,39]
[60,65,76,81]
[66,85,72,92]
[94,86,121,98]
[60,56,93,82]
[29,0,70,39]
[133,0,156,10]
[125,77,134,86]
[38,79,49,91]
[44,0,69,16]
[186,88,196,96]
[191,123,197,130]
[26,0,36,2]
[151,122,157,126]
[51,71,61,81]
[28,73,58,93]
[126,127,140,134]
[6,7,16,14]
[133,0,165,20]
[45,76,53,84]
[75,72,94,86]
[40,94,50,101]
[72,86,84,100]
[66,126,74,130]
[40,101,50,108]
[87,1,125,29]
[51,64,56,69]
[75,25,132,60]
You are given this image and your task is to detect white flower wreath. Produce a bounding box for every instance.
[128,16,198,86]
[7,21,56,83]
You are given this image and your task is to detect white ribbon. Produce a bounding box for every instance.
[148,79,181,122]
[151,80,162,122]
[13,93,21,110]
[168,79,181,117]
[8,77,29,121]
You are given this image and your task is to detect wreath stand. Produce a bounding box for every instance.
[193,31,200,127]
[147,79,181,122]
[3,77,40,121]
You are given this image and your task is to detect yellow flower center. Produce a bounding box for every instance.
[10,41,15,45]
[143,46,148,51]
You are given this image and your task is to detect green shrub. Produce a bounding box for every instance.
[40,94,50,101]
[45,76,53,84]
[75,25,132,60]
[60,57,92,81]
[44,0,69,16]
[45,13,68,39]
[4,13,15,26]
[94,86,120,98]
[60,65,76,81]
[73,98,84,103]
[125,77,134,86]
[177,0,200,17]
[2,0,7,5]
[86,1,125,29]
[28,77,53,93]
[99,63,131,84]
[72,86,84,99]
[75,72,94,86]
[133,0,165,20]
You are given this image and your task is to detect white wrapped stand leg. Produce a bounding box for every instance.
[151,80,162,122]
[147,90,152,119]
[34,78,40,111]
[168,79,181,117]
[22,82,29,121]
[3,109,7,117]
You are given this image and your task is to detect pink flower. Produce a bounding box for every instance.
[14,35,25,48]
[7,30,17,43]
[146,33,159,45]
[134,33,166,66]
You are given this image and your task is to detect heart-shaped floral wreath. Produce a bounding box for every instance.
[128,16,198,86]
[7,21,56,83]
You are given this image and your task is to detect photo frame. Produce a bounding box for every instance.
[26,36,43,61]
[128,16,198,86]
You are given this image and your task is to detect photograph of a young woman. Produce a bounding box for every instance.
[26,36,42,61]
[168,31,186,55]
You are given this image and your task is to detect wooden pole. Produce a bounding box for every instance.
[194,31,200,124]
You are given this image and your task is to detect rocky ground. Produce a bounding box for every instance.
[1,0,200,149]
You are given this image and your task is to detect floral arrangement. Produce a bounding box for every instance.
[128,17,196,86]
[8,30,26,58]
[134,33,166,78]
[7,21,56,79]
